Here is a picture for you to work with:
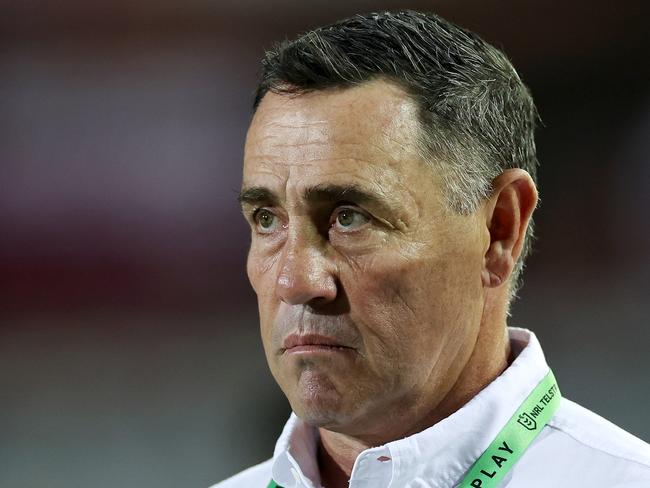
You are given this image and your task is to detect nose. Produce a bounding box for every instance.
[275,236,338,306]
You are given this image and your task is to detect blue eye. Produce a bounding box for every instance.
[333,208,370,231]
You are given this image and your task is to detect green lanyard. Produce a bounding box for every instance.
[268,370,560,488]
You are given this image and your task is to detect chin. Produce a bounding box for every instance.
[287,379,355,429]
[278,364,370,430]
[294,408,339,429]
[291,392,345,428]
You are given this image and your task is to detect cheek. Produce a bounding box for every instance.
[246,249,281,354]
[343,244,484,362]
[246,243,285,311]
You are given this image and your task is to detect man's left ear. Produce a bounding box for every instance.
[482,169,538,288]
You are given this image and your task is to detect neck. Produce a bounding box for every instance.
[317,313,511,488]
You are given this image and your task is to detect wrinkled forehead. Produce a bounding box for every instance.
[243,80,424,179]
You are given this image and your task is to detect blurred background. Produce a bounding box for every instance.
[1,1,648,487]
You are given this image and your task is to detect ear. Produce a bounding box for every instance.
[482,169,538,288]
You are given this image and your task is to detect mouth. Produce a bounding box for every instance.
[282,333,354,355]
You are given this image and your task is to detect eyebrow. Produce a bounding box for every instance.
[238,183,399,216]
[238,186,279,207]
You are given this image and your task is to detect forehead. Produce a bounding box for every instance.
[243,80,436,204]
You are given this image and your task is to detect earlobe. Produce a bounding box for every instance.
[483,169,538,288]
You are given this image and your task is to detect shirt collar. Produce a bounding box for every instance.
[271,327,550,488]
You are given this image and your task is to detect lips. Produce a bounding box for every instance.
[282,333,352,353]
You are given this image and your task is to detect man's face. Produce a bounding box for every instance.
[241,80,489,438]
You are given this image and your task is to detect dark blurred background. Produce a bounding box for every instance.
[1,1,648,487]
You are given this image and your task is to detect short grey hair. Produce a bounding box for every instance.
[253,10,540,299]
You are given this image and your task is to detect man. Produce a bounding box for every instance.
[214,10,650,488]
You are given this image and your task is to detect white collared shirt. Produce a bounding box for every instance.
[212,328,650,487]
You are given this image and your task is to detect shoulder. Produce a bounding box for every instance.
[513,397,650,486]
[209,458,273,488]
[550,397,650,467]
